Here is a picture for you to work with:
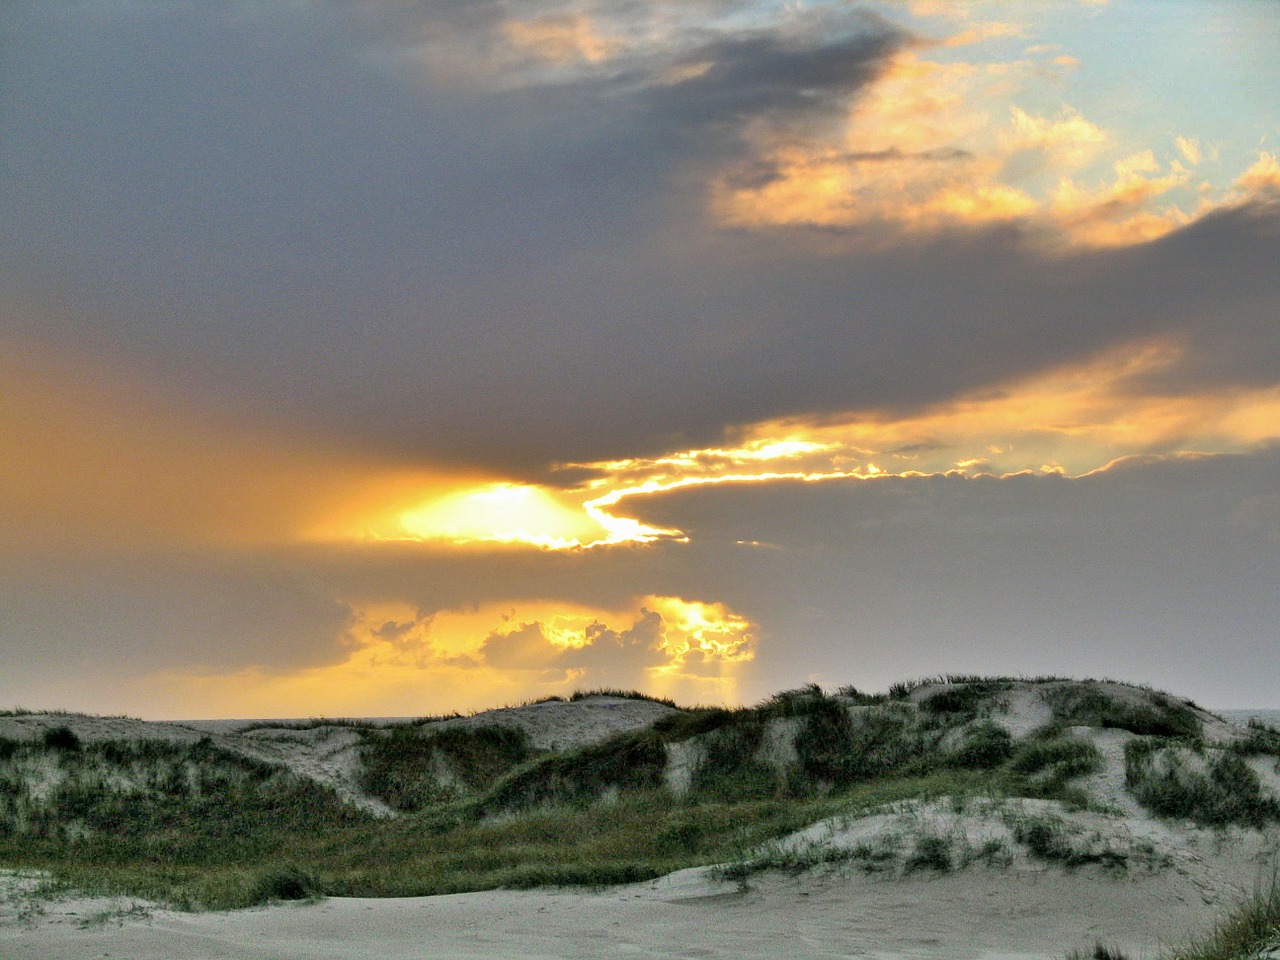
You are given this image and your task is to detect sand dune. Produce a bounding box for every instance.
[2,682,1279,959]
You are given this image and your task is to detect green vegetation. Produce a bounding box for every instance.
[1,679,1274,914]
[567,688,679,708]
[1005,813,1127,870]
[1010,736,1103,796]
[950,721,1014,769]
[1046,686,1201,738]
[483,730,667,810]
[1232,719,1280,765]
[1124,739,1280,828]
[41,727,81,752]
[903,833,953,873]
[361,724,532,811]
[919,680,1012,717]
[1169,875,1280,960]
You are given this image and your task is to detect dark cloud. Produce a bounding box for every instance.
[2,1,1278,714]
[654,18,904,131]
[5,2,1277,478]
[0,550,350,679]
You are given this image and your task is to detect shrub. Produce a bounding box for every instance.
[690,721,775,801]
[483,730,666,810]
[794,701,936,791]
[950,722,1013,769]
[41,727,81,752]
[251,863,322,902]
[1010,737,1102,783]
[1125,740,1280,828]
[1047,688,1200,739]
[362,724,531,812]
[652,707,738,741]
[568,689,678,708]
[833,685,887,706]
[758,685,828,720]
[1232,720,1280,759]
[904,834,952,873]
[794,697,858,786]
[919,682,1009,717]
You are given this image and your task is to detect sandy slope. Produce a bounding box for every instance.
[3,846,1277,960]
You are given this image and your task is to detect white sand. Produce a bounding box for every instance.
[3,851,1276,960]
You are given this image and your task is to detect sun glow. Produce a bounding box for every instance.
[397,482,606,549]
[136,594,755,717]
[336,338,1280,554]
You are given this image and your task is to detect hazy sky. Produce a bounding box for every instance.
[3,0,1279,716]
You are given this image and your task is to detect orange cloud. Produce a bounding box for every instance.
[1175,136,1203,165]
[1002,106,1107,169]
[1048,150,1192,247]
[534,338,1280,545]
[940,21,1027,48]
[329,335,1280,556]
[501,14,623,65]
[1233,151,1280,196]
[703,14,1270,253]
[132,595,755,717]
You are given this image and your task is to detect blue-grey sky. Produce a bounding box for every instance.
[2,0,1278,715]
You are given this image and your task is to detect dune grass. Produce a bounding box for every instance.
[0,678,1264,913]
[361,724,533,811]
[0,687,1040,910]
[1046,686,1201,739]
[1125,739,1280,828]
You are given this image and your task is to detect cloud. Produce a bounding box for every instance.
[1002,106,1107,169]
[94,596,755,718]
[500,13,625,66]
[2,0,1279,719]
[0,341,496,553]
[940,21,1027,49]
[615,447,1280,708]
[1233,152,1280,196]
[1175,136,1202,165]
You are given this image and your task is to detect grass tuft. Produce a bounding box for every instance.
[568,689,679,708]
[1125,739,1280,828]
[1047,687,1201,739]
[361,724,532,811]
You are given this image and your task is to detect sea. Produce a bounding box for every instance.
[1219,709,1280,729]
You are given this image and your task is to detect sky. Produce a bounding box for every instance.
[2,0,1279,717]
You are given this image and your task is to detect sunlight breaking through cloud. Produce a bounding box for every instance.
[353,338,1280,552]
[137,595,755,717]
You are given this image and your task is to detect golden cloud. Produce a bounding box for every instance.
[133,595,755,717]
[703,15,1273,253]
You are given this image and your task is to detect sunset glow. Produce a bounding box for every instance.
[340,338,1280,555]
[397,483,606,549]
[131,595,755,718]
[5,0,1279,716]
